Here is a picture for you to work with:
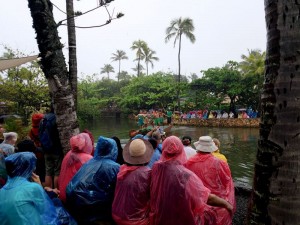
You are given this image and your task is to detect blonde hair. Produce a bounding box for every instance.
[212,138,220,148]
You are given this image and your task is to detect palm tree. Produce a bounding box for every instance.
[111,50,128,82]
[131,40,147,77]
[248,1,300,224]
[165,17,195,110]
[100,64,114,79]
[143,47,159,75]
[28,0,80,154]
[239,49,266,77]
[132,64,145,75]
[239,49,266,112]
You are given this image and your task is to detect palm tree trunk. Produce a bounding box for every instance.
[177,33,182,111]
[66,0,78,110]
[248,1,300,224]
[137,56,140,77]
[118,59,121,82]
[146,61,149,76]
[28,0,79,155]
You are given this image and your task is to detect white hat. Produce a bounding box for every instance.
[194,136,218,153]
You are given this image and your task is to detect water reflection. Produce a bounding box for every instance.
[81,118,259,188]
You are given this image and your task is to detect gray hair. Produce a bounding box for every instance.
[3,132,18,142]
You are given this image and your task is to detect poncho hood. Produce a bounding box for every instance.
[94,136,118,161]
[5,152,36,179]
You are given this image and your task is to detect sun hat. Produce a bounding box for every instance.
[123,138,154,165]
[194,136,218,153]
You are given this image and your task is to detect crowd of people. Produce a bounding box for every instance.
[134,108,258,128]
[0,110,236,225]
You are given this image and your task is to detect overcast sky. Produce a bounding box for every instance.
[1,0,266,80]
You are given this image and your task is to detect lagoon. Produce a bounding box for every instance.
[81,117,259,188]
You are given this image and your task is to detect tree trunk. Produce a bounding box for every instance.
[137,56,140,77]
[66,0,78,110]
[28,0,79,155]
[177,33,182,111]
[248,1,300,224]
[118,59,121,82]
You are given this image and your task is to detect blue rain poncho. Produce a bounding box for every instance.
[0,152,59,225]
[66,136,120,223]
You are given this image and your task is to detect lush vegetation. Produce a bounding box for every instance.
[0,46,265,122]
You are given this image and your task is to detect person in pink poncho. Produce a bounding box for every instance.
[150,136,233,225]
[186,136,236,225]
[58,133,93,203]
[112,138,154,225]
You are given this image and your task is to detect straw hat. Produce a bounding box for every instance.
[123,138,154,165]
[194,136,218,153]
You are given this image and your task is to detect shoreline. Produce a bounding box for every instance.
[172,118,260,128]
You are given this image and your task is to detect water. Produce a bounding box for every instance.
[81,117,259,188]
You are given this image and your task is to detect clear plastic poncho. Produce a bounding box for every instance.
[150,136,216,225]
[0,143,15,187]
[58,133,93,203]
[0,152,59,225]
[112,165,151,225]
[66,136,120,223]
[185,153,236,225]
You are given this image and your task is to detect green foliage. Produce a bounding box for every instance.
[0,47,50,119]
[3,118,30,143]
[191,61,242,111]
[119,72,178,110]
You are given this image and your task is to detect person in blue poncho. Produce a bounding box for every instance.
[0,152,60,225]
[66,136,120,224]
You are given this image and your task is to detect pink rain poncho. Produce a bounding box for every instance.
[185,153,236,225]
[150,136,216,225]
[112,165,151,225]
[58,133,93,202]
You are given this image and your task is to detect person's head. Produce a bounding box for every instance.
[31,113,44,127]
[212,138,220,149]
[5,152,37,179]
[161,136,187,163]
[123,138,154,165]
[148,137,158,150]
[194,136,218,153]
[70,133,93,155]
[152,131,162,143]
[82,129,95,145]
[16,139,36,153]
[95,136,118,161]
[3,132,18,146]
[181,136,192,146]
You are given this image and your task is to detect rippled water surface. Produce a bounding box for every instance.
[81,117,259,188]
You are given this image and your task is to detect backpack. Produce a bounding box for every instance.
[38,113,58,153]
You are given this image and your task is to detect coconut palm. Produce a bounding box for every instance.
[143,47,159,75]
[165,17,195,110]
[248,1,300,224]
[100,64,114,79]
[132,64,145,75]
[111,50,128,82]
[239,49,266,77]
[131,40,147,77]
